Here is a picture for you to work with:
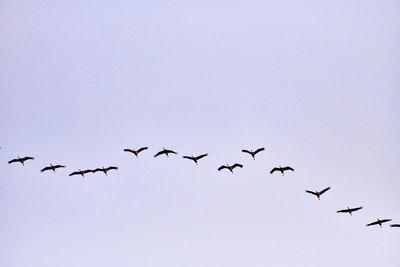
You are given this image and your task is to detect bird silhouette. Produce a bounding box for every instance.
[336,206,363,216]
[8,156,34,165]
[367,218,391,228]
[182,153,208,165]
[305,187,331,200]
[69,169,94,177]
[218,163,243,173]
[242,147,265,160]
[41,164,66,173]
[93,166,118,175]
[270,166,294,175]
[154,148,178,158]
[124,147,148,157]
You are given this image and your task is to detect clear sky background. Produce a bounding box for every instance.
[1,1,399,266]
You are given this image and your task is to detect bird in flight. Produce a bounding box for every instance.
[93,166,118,175]
[270,166,294,175]
[8,156,34,165]
[390,224,400,227]
[124,147,148,157]
[69,169,93,177]
[366,218,392,228]
[182,153,208,165]
[41,164,66,173]
[242,147,265,160]
[305,187,331,200]
[218,163,243,173]
[154,148,178,158]
[336,206,363,216]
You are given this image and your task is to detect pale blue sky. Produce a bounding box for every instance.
[1,1,400,266]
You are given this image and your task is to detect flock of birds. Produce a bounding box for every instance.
[7,146,399,229]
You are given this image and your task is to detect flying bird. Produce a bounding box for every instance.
[69,169,93,177]
[390,224,400,227]
[40,164,66,173]
[218,163,243,173]
[182,153,208,165]
[124,147,148,157]
[366,218,392,228]
[8,156,34,165]
[270,166,294,175]
[242,147,265,160]
[93,166,118,175]
[336,206,363,215]
[154,148,178,158]
[305,187,331,200]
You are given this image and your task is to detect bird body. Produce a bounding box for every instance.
[93,166,118,175]
[367,218,391,228]
[305,187,331,200]
[154,148,178,158]
[270,166,294,175]
[337,206,363,215]
[124,147,148,157]
[182,153,208,165]
[218,163,243,173]
[8,156,34,165]
[242,147,265,160]
[41,164,66,173]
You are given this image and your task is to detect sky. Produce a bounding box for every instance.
[1,1,400,266]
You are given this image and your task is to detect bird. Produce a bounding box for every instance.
[242,147,265,160]
[40,164,66,173]
[93,166,118,175]
[270,166,294,175]
[8,156,34,165]
[69,169,93,177]
[336,206,363,216]
[154,148,178,158]
[218,163,243,173]
[390,224,400,227]
[366,218,392,228]
[305,187,331,200]
[124,147,148,157]
[182,153,208,165]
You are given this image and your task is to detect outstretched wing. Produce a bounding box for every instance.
[320,187,331,195]
[380,219,392,224]
[242,150,252,155]
[351,206,363,212]
[154,151,164,157]
[305,190,318,196]
[54,165,66,169]
[282,166,294,172]
[8,158,19,164]
[137,147,148,153]
[270,167,279,174]
[22,156,34,161]
[218,165,228,171]
[108,166,118,171]
[367,221,380,226]
[391,224,400,227]
[254,147,265,154]
[183,156,194,161]
[69,171,80,176]
[337,209,350,213]
[124,149,134,153]
[232,163,243,169]
[196,153,208,160]
[92,168,102,173]
[41,166,52,172]
[165,149,177,154]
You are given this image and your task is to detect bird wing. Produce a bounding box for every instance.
[196,153,208,159]
[54,165,66,169]
[137,147,148,153]
[320,187,331,195]
[41,166,51,172]
[183,156,194,160]
[337,209,350,213]
[154,151,164,157]
[282,166,294,172]
[124,149,134,153]
[305,190,318,196]
[91,168,102,173]
[351,207,363,212]
[380,219,392,224]
[391,224,400,227]
[270,168,278,174]
[367,221,380,226]
[165,149,177,154]
[232,163,243,169]
[254,147,265,154]
[22,157,34,161]
[69,172,80,176]
[8,159,18,164]
[108,166,118,170]
[218,166,228,171]
[242,150,252,154]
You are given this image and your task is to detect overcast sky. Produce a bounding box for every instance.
[1,1,399,266]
